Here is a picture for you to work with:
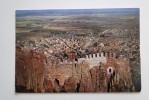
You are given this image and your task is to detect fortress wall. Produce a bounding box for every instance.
[84,52,107,68]
[78,58,86,63]
[63,52,116,68]
[79,52,117,68]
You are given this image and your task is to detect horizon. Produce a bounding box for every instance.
[16,8,139,17]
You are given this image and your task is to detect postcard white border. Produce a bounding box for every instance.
[0,0,149,100]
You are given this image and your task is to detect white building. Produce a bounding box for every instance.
[78,53,107,68]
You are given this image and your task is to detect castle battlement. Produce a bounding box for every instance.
[60,52,116,68]
[85,52,116,59]
[85,53,104,59]
[78,52,116,68]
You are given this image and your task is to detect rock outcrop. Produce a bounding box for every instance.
[15,47,135,93]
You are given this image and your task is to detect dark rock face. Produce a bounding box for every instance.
[15,85,34,93]
[53,79,61,92]
[130,62,141,92]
